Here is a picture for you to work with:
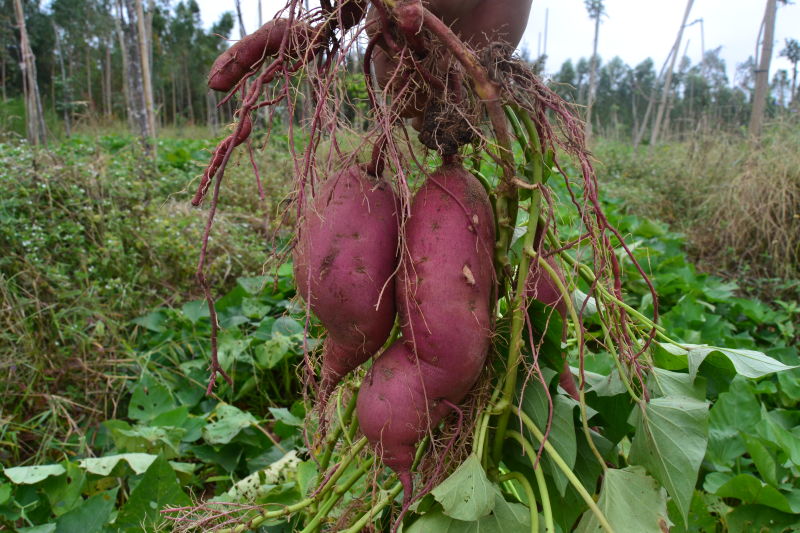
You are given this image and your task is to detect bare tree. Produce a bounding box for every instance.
[584,0,605,141]
[650,0,694,147]
[13,0,47,145]
[117,0,149,143]
[780,38,799,107]
[749,0,779,138]
[52,23,72,137]
[135,0,156,138]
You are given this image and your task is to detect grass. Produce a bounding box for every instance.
[594,121,800,298]
[0,132,298,464]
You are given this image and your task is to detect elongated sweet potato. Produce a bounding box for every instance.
[357,163,495,499]
[208,19,324,92]
[294,165,400,403]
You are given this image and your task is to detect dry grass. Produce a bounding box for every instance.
[598,120,800,292]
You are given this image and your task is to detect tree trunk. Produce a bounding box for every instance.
[53,23,72,137]
[104,41,113,118]
[86,46,94,114]
[13,0,46,145]
[585,13,601,140]
[1,54,7,101]
[650,0,694,147]
[749,0,778,138]
[135,0,156,138]
[119,0,150,143]
[235,0,247,38]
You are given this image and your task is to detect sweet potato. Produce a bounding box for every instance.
[324,0,369,31]
[357,163,495,498]
[294,165,400,402]
[366,0,532,121]
[208,19,324,92]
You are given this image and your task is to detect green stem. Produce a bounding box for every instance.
[528,251,606,469]
[506,431,554,533]
[499,471,539,533]
[492,109,545,464]
[301,457,375,533]
[216,497,314,533]
[319,390,357,471]
[341,482,403,533]
[510,406,616,533]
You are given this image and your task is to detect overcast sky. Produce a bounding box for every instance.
[196,0,800,80]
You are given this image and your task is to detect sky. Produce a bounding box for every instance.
[196,0,800,80]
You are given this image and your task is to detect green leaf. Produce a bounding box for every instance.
[114,456,190,531]
[648,368,706,401]
[430,454,499,521]
[755,409,800,466]
[132,310,169,332]
[78,453,158,476]
[238,276,268,295]
[518,374,577,495]
[4,464,65,484]
[203,403,258,445]
[55,487,118,533]
[707,378,760,467]
[575,466,670,533]
[727,504,800,533]
[743,434,778,487]
[41,462,86,516]
[128,373,176,422]
[711,474,800,513]
[405,494,530,533]
[296,461,317,497]
[272,316,303,337]
[255,336,292,369]
[181,300,209,323]
[628,395,709,526]
[268,407,303,427]
[684,344,796,380]
[0,483,11,505]
[18,525,57,533]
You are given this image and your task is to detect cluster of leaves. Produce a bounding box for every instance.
[0,134,290,464]
[0,268,318,531]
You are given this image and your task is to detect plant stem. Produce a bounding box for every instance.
[527,252,606,469]
[499,471,539,533]
[492,112,544,465]
[510,406,616,533]
[342,482,403,533]
[506,431,554,533]
[301,456,375,533]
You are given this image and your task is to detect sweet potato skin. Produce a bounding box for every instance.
[208,19,323,92]
[357,164,495,492]
[294,165,400,401]
[397,163,495,393]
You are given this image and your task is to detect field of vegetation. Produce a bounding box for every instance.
[0,122,797,530]
[2,0,800,531]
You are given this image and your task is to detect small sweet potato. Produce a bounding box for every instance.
[294,165,400,402]
[208,19,324,92]
[358,163,495,498]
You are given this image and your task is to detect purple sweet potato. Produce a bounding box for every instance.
[357,163,495,498]
[323,0,369,31]
[208,19,324,92]
[294,165,400,403]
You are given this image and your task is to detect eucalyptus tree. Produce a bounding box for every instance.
[583,0,605,140]
[780,38,799,106]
